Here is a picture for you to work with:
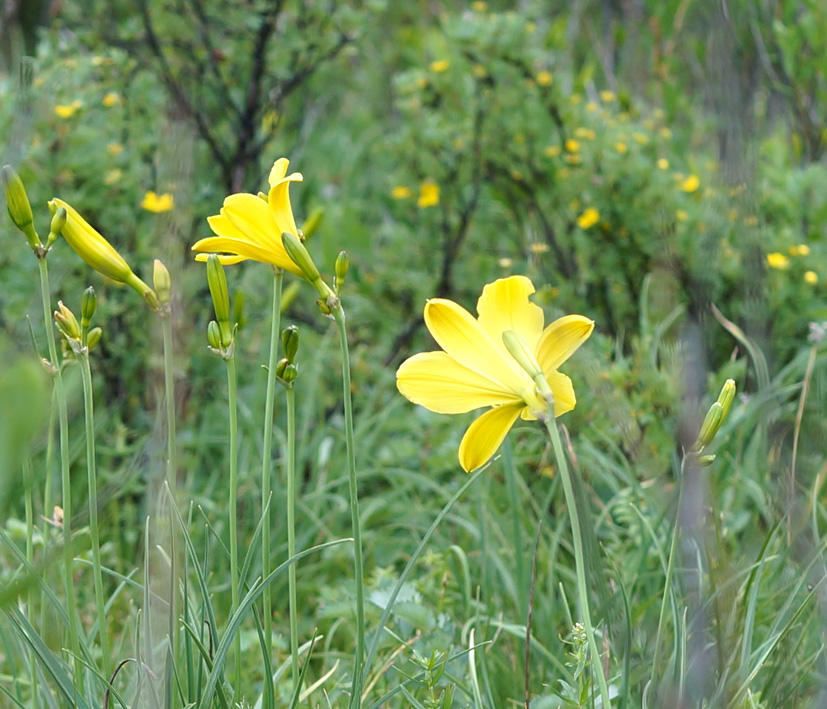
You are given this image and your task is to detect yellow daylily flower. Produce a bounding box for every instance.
[191,157,304,275]
[396,275,593,472]
[140,190,175,213]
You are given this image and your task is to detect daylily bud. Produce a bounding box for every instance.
[334,250,349,293]
[716,378,736,422]
[81,286,97,329]
[2,165,40,249]
[45,206,67,250]
[315,297,332,316]
[207,320,222,350]
[153,259,172,305]
[282,231,320,282]
[54,301,80,341]
[697,454,716,467]
[206,254,230,324]
[86,326,103,351]
[276,357,297,385]
[275,357,290,380]
[694,402,723,450]
[301,206,324,240]
[502,329,544,380]
[282,325,299,362]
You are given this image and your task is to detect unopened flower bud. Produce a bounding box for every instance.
[716,379,736,423]
[45,206,67,250]
[153,259,172,305]
[281,363,298,384]
[694,402,723,451]
[316,297,332,316]
[2,165,40,249]
[206,254,230,324]
[697,454,716,467]
[334,250,349,293]
[275,357,290,380]
[86,326,103,351]
[282,231,320,282]
[503,329,543,380]
[207,320,222,350]
[301,206,324,240]
[282,325,299,362]
[81,286,97,328]
[55,301,80,340]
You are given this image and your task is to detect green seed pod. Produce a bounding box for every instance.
[282,325,299,362]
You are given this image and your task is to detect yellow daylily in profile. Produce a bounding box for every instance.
[396,275,593,472]
[191,157,304,275]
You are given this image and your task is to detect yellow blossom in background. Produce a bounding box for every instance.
[54,100,83,118]
[574,127,596,140]
[586,101,598,113]
[615,142,628,154]
[657,158,669,170]
[417,180,440,208]
[599,90,615,102]
[633,132,648,145]
[472,1,487,10]
[102,92,120,107]
[141,191,175,213]
[564,139,580,153]
[680,174,700,193]
[529,242,550,254]
[396,275,593,472]
[660,127,673,139]
[789,244,811,256]
[103,169,123,185]
[537,70,553,86]
[544,145,561,158]
[192,157,304,274]
[430,60,450,73]
[766,252,790,270]
[391,186,412,200]
[676,210,689,222]
[804,271,818,284]
[577,208,600,229]
[107,142,124,156]
[565,154,582,165]
[498,257,513,268]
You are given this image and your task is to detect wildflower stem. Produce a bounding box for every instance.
[332,305,365,708]
[285,385,299,691]
[161,313,177,483]
[37,258,83,696]
[541,408,612,708]
[226,354,241,699]
[261,268,283,695]
[79,349,110,666]
[24,456,39,709]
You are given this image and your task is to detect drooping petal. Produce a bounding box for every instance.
[424,298,531,398]
[268,158,302,188]
[458,403,524,472]
[396,351,523,414]
[476,275,545,353]
[545,370,576,416]
[191,235,302,274]
[536,315,594,373]
[268,173,302,237]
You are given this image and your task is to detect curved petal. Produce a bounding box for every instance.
[194,252,249,265]
[458,403,524,472]
[536,315,594,372]
[208,211,270,249]
[191,235,302,274]
[545,370,576,416]
[396,351,522,414]
[268,158,302,188]
[424,298,531,398]
[476,275,545,353]
[223,193,282,249]
[268,176,302,237]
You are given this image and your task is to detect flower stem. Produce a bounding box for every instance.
[225,354,241,699]
[542,413,612,707]
[37,258,83,697]
[161,313,177,483]
[79,349,110,665]
[332,305,365,708]
[285,385,299,691]
[24,456,39,709]
[261,268,283,697]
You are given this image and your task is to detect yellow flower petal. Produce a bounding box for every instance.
[194,252,248,265]
[191,235,300,273]
[396,351,523,414]
[536,315,594,373]
[268,175,302,237]
[476,275,545,354]
[458,403,524,472]
[424,298,530,397]
[222,194,282,247]
[545,370,576,416]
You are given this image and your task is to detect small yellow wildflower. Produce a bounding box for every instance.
[54,100,83,118]
[766,252,790,270]
[102,92,120,107]
[544,145,561,158]
[141,191,175,213]
[498,257,513,268]
[586,101,598,113]
[107,143,124,156]
[574,127,596,140]
[676,210,689,222]
[577,208,600,229]
[537,71,553,86]
[103,169,123,185]
[430,60,450,73]
[660,127,673,139]
[680,174,700,193]
[657,158,669,170]
[391,186,412,199]
[632,132,648,145]
[472,0,487,10]
[789,244,810,256]
[804,271,818,284]
[418,181,440,208]
[599,90,615,102]
[92,56,105,66]
[615,142,628,154]
[564,139,580,153]
[529,242,550,254]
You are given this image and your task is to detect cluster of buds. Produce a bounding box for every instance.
[206,254,235,359]
[54,286,102,358]
[689,378,737,466]
[280,231,349,319]
[276,325,300,388]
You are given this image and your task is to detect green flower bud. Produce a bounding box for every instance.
[206,254,230,324]
[334,250,349,293]
[86,326,103,351]
[275,357,290,380]
[282,325,299,362]
[281,363,298,384]
[315,297,332,316]
[81,286,97,328]
[716,378,736,423]
[54,301,80,341]
[153,259,172,305]
[282,231,320,282]
[45,206,67,250]
[697,454,716,467]
[502,329,544,380]
[2,165,40,250]
[694,402,723,451]
[207,320,222,350]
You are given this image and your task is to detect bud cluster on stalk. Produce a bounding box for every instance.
[689,378,737,466]
[54,286,103,358]
[206,254,236,359]
[276,325,300,388]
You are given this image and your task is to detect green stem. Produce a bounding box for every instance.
[332,305,365,709]
[261,268,283,701]
[542,413,611,708]
[79,351,110,666]
[226,354,241,700]
[161,313,177,483]
[24,456,39,709]
[286,385,299,691]
[37,258,83,697]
